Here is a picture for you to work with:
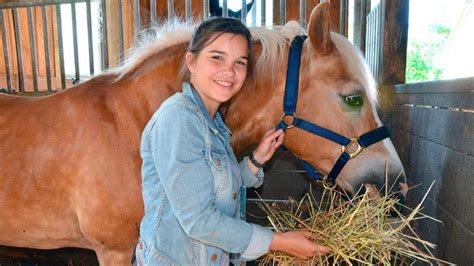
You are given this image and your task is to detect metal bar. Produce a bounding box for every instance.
[167,0,174,20]
[100,0,108,69]
[222,0,228,17]
[203,0,209,19]
[0,0,100,9]
[339,0,348,36]
[13,8,25,92]
[241,0,247,22]
[41,5,52,91]
[71,2,80,83]
[260,0,265,26]
[150,0,156,26]
[279,0,286,25]
[359,0,370,54]
[185,0,191,21]
[0,10,13,92]
[299,0,306,28]
[55,3,65,89]
[133,0,142,32]
[118,0,124,63]
[247,198,294,203]
[86,0,94,75]
[27,7,38,92]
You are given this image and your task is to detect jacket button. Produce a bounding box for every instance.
[210,254,218,261]
[232,192,237,199]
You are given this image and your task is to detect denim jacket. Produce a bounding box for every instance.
[137,82,274,265]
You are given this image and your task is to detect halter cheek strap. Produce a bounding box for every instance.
[276,35,390,184]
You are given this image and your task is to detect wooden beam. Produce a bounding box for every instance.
[0,1,99,8]
[379,0,409,86]
[272,0,341,32]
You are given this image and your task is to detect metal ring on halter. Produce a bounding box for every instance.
[322,176,338,187]
[280,113,296,129]
[342,137,364,159]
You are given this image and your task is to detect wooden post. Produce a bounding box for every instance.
[379,0,409,86]
[273,0,341,33]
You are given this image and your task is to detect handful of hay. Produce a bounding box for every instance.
[258,182,448,265]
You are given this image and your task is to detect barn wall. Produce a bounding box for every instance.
[384,77,474,265]
[1,0,342,95]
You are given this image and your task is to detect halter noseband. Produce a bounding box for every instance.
[276,35,390,184]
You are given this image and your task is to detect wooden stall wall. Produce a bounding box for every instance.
[0,6,60,92]
[384,77,474,265]
[1,0,342,95]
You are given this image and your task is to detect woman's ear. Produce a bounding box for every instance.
[185,52,196,74]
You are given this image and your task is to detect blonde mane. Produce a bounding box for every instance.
[110,20,376,105]
[110,20,303,82]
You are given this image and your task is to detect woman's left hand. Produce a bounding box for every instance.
[253,128,285,165]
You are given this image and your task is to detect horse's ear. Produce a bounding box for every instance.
[307,2,333,55]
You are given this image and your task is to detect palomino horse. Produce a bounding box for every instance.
[0,3,405,265]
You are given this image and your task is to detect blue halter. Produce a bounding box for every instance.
[276,35,390,184]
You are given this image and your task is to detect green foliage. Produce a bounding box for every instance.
[406,24,451,82]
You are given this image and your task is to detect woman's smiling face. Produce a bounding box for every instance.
[186,32,249,115]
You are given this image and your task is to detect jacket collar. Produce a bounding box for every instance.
[182,82,232,137]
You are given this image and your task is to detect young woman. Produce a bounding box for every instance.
[135,17,329,265]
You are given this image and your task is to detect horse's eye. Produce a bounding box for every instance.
[343,94,364,108]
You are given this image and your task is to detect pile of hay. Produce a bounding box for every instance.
[258,181,448,265]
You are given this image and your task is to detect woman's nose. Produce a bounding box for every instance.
[221,62,235,76]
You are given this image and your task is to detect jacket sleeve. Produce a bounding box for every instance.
[239,157,265,188]
[150,103,273,260]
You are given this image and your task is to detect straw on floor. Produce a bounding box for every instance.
[258,181,449,265]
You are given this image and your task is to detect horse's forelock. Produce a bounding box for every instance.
[330,33,378,106]
[251,22,305,83]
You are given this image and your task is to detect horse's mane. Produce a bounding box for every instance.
[110,20,377,105]
[110,20,303,82]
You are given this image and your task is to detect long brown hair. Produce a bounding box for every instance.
[178,17,253,84]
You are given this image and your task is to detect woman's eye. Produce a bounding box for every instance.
[211,55,222,60]
[236,60,247,66]
[343,94,364,108]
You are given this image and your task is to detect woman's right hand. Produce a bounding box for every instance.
[269,231,330,260]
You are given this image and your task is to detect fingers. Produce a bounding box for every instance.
[303,232,330,256]
[314,244,330,256]
[273,133,285,150]
[273,231,330,260]
[254,129,285,163]
[296,232,330,259]
[264,128,284,141]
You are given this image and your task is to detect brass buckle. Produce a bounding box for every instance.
[342,138,364,159]
[280,113,296,129]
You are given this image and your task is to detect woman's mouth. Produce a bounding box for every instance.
[214,80,233,88]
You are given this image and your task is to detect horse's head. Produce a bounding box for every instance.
[280,2,406,196]
[222,2,406,198]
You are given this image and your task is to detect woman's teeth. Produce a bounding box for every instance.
[215,80,232,87]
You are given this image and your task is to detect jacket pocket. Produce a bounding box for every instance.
[208,147,228,194]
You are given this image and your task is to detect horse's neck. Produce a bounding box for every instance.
[114,44,187,123]
[223,48,286,155]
